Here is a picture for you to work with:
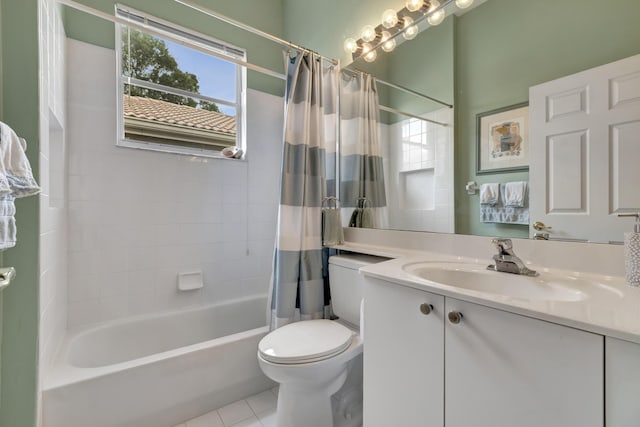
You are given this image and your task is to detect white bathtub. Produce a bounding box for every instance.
[42,295,273,427]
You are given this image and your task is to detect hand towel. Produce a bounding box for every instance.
[348,208,361,228]
[0,195,16,249]
[504,181,527,207]
[360,207,374,228]
[322,207,344,246]
[479,183,499,205]
[0,121,40,198]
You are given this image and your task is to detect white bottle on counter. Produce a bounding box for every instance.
[623,214,640,287]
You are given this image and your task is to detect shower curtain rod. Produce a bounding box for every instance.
[379,105,448,127]
[174,0,339,67]
[342,67,453,109]
[58,0,450,125]
[178,0,452,111]
[56,0,287,81]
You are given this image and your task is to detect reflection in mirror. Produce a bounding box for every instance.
[338,0,640,244]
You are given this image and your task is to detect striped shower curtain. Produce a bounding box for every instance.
[268,52,338,329]
[339,72,387,228]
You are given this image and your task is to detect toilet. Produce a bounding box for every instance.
[258,254,384,427]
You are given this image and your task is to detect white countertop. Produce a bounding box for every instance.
[353,248,640,345]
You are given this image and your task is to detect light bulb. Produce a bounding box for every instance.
[402,16,418,40]
[381,9,399,28]
[406,0,425,12]
[427,9,445,25]
[381,31,396,52]
[343,38,358,54]
[455,0,474,8]
[360,25,377,43]
[427,0,445,26]
[361,43,377,62]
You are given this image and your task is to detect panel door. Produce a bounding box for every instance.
[529,53,640,243]
[445,298,603,427]
[363,277,445,427]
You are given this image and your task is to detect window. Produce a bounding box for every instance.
[401,118,435,171]
[116,6,246,157]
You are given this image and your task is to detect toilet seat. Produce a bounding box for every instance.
[258,319,354,365]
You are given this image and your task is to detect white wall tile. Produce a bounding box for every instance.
[65,40,282,328]
[39,1,69,405]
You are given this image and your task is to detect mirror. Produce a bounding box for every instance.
[341,0,640,243]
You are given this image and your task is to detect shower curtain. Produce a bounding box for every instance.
[339,72,387,228]
[268,52,338,329]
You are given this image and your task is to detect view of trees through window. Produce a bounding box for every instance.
[117,13,244,154]
[121,29,221,112]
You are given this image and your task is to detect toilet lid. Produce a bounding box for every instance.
[258,320,354,364]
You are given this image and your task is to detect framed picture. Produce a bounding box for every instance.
[476,102,529,174]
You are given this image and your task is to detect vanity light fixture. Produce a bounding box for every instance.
[343,37,358,53]
[381,31,396,52]
[360,25,377,43]
[406,0,427,12]
[381,9,399,28]
[455,0,474,8]
[362,43,378,62]
[427,0,446,25]
[344,0,475,61]
[402,16,419,40]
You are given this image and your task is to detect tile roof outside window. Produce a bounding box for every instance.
[124,96,236,136]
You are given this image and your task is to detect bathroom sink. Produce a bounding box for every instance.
[402,262,589,302]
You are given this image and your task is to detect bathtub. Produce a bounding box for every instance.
[42,295,274,427]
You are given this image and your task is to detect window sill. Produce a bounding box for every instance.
[117,138,247,162]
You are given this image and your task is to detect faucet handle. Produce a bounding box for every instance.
[491,238,513,252]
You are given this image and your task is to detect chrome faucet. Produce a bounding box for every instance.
[487,238,538,276]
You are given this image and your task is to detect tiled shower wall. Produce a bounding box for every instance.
[66,39,282,329]
[38,0,67,388]
[383,108,454,233]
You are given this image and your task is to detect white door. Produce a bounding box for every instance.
[445,298,603,427]
[363,277,445,427]
[530,54,640,243]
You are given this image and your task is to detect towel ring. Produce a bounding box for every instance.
[322,196,340,209]
[356,197,371,209]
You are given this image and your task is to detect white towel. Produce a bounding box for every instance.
[0,122,40,198]
[479,183,499,205]
[0,194,16,217]
[504,181,527,207]
[0,195,16,249]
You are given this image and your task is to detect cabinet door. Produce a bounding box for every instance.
[445,298,603,427]
[606,336,640,427]
[363,277,445,427]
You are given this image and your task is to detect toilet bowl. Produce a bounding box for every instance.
[258,254,385,427]
[258,320,362,427]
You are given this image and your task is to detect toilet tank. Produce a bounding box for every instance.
[328,254,387,326]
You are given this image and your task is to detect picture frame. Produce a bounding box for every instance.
[476,102,529,174]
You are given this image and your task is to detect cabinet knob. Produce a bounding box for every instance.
[419,303,434,315]
[448,311,463,324]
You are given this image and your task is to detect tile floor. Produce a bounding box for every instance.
[173,388,278,427]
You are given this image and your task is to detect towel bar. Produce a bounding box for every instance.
[0,266,16,290]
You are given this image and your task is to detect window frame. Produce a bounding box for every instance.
[115,4,247,158]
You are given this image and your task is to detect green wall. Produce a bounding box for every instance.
[64,0,287,96]
[454,0,640,237]
[0,0,40,426]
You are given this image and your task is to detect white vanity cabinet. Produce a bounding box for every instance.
[605,337,640,427]
[445,297,602,427]
[363,277,604,427]
[363,276,445,427]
